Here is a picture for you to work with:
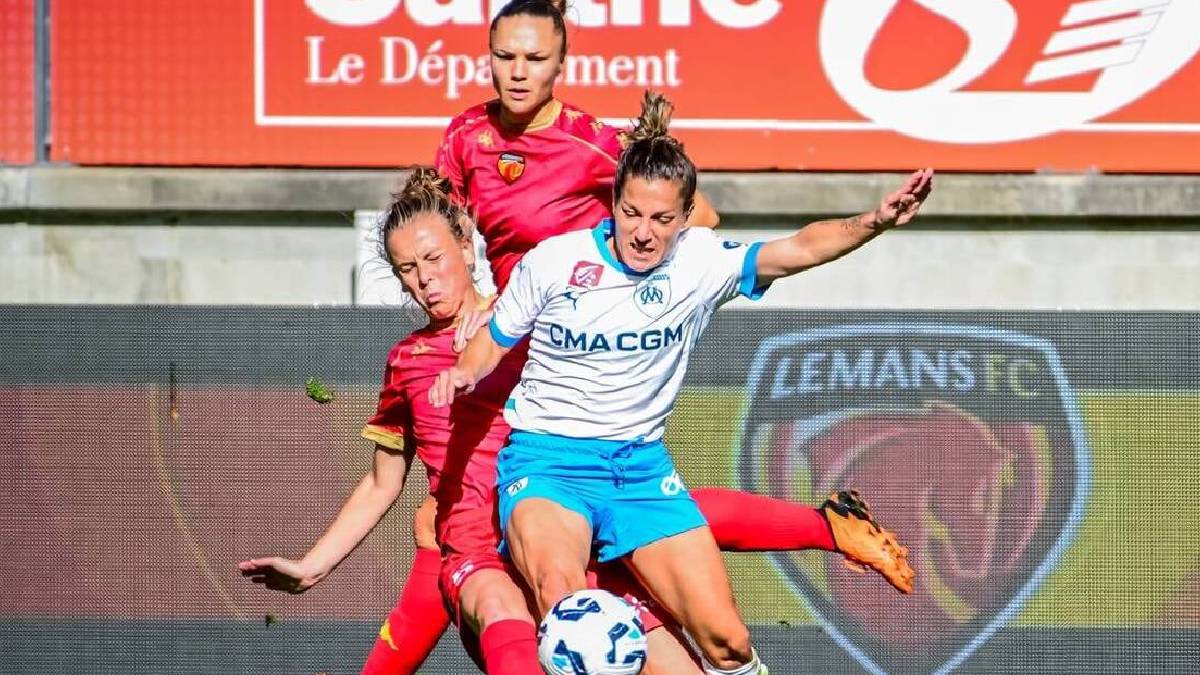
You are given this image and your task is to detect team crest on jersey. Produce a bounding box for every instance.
[497,152,525,183]
[568,261,604,289]
[634,274,672,319]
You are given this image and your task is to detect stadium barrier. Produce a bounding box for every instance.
[2,306,1197,674]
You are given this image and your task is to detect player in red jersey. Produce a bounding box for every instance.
[433,0,721,295]
[240,170,714,675]
[352,1,913,672]
[438,0,909,581]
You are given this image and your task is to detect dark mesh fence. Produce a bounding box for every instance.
[2,307,1198,674]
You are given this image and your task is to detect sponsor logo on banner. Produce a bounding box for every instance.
[53,1,1198,167]
[820,0,1200,142]
[256,0,781,125]
[736,324,1091,674]
[257,0,1199,139]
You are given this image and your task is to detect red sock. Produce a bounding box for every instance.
[692,487,836,552]
[360,547,450,675]
[479,619,540,675]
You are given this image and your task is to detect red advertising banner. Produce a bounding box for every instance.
[51,0,1200,171]
[1,0,34,165]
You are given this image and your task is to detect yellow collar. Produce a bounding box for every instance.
[500,99,562,133]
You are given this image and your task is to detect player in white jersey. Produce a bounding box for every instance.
[491,220,758,443]
[430,95,934,675]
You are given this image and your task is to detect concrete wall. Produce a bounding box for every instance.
[2,167,1197,308]
[721,228,1200,310]
[4,222,1197,309]
[0,223,355,304]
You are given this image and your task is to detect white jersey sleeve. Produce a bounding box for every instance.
[686,228,771,306]
[488,244,552,348]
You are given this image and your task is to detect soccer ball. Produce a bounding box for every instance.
[537,589,648,675]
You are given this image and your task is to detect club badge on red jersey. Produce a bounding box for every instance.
[568,261,604,289]
[409,339,433,357]
[497,152,525,184]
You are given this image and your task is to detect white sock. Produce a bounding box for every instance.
[703,648,765,675]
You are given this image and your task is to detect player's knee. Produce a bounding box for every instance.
[693,620,752,668]
[473,590,531,628]
[532,566,585,615]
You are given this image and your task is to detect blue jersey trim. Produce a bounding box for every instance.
[590,218,655,278]
[488,317,522,348]
[738,241,771,300]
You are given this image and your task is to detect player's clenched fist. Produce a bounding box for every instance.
[429,367,477,408]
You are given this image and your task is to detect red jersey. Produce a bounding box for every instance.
[435,99,623,291]
[361,324,523,549]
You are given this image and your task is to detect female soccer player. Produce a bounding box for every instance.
[436,0,909,585]
[360,0,913,670]
[239,170,713,675]
[240,172,539,674]
[430,104,934,674]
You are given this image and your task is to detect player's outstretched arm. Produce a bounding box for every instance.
[430,327,511,408]
[755,168,933,284]
[238,443,413,593]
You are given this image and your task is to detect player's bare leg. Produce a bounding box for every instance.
[459,568,536,632]
[644,623,703,675]
[505,497,592,616]
[589,562,703,674]
[459,568,541,675]
[626,526,762,673]
[821,490,915,594]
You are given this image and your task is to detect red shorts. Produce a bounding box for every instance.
[437,504,678,634]
[440,553,675,635]
[437,504,516,627]
[439,548,520,627]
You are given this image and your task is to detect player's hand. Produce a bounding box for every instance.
[237,557,325,594]
[429,367,476,408]
[875,168,934,230]
[454,307,493,352]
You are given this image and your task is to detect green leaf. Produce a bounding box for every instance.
[305,377,334,404]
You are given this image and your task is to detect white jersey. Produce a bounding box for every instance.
[488,218,768,441]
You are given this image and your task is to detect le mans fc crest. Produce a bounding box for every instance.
[497,152,525,183]
[736,324,1090,674]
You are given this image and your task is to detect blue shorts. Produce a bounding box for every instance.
[496,431,707,563]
